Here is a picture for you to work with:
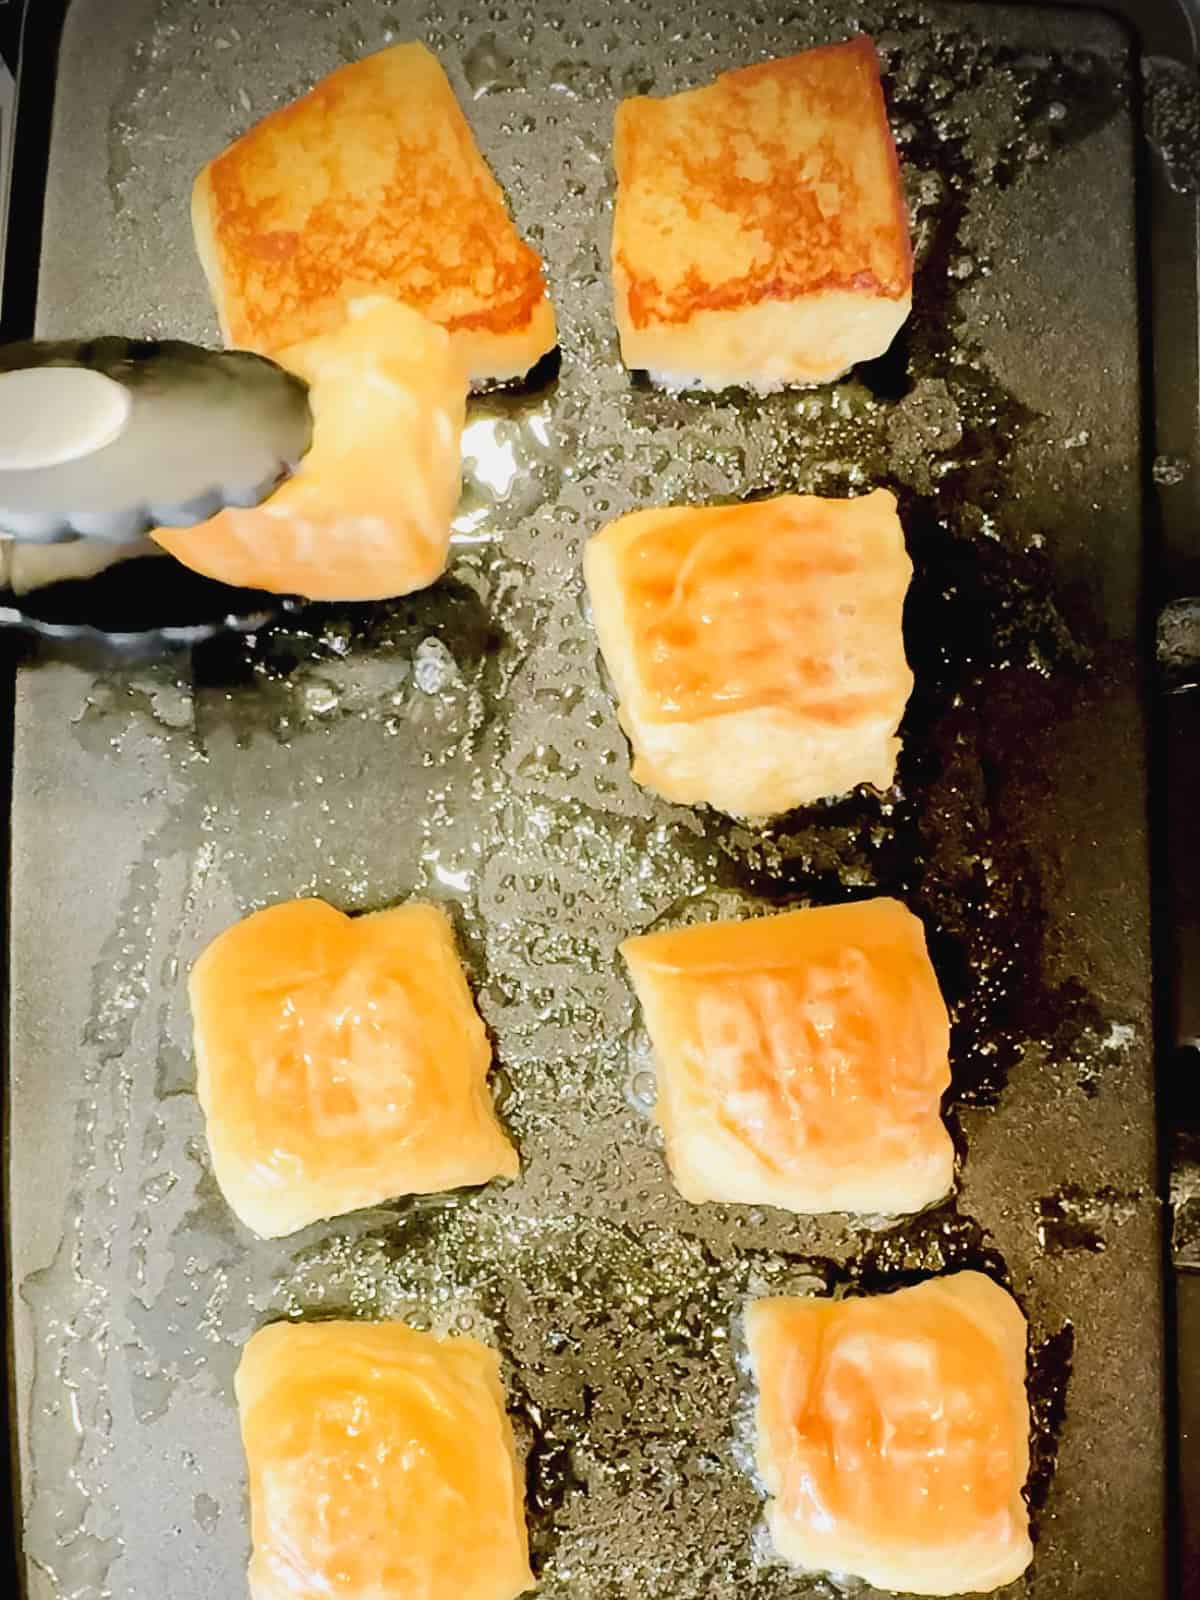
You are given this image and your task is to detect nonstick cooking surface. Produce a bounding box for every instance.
[7,1,1166,1596]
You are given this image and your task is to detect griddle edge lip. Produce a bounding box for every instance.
[1,0,1199,1595]
[1,1,71,1590]
[1101,3,1200,1600]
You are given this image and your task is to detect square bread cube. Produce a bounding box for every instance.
[190,898,517,1238]
[612,36,911,390]
[583,490,913,818]
[620,897,953,1215]
[237,1320,534,1600]
[746,1274,1033,1594]
[192,42,556,385]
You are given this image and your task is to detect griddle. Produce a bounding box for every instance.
[3,0,1198,1596]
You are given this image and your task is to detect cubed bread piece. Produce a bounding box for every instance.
[620,897,953,1215]
[193,41,556,385]
[155,297,466,601]
[237,1320,534,1600]
[612,36,911,391]
[583,490,913,818]
[190,898,517,1238]
[746,1274,1033,1594]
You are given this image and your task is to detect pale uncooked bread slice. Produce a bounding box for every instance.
[621,896,954,1215]
[190,898,517,1238]
[237,1320,535,1600]
[612,36,911,391]
[747,1273,1033,1595]
[584,489,913,818]
[192,41,556,385]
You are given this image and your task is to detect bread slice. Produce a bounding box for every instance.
[155,297,467,601]
[237,1321,534,1600]
[190,897,518,1238]
[192,41,556,385]
[620,897,954,1216]
[583,490,913,818]
[612,36,911,391]
[747,1274,1033,1594]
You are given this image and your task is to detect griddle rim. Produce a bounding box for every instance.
[0,0,1198,1594]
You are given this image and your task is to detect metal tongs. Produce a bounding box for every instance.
[0,337,314,641]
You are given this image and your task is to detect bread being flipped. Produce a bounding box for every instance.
[155,297,468,603]
[192,41,556,386]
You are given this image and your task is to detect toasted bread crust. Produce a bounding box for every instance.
[193,42,555,380]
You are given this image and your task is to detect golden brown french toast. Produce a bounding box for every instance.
[193,42,556,384]
[612,36,911,390]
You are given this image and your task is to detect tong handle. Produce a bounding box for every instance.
[0,338,312,544]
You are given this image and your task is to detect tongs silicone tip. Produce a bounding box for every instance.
[0,337,313,640]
